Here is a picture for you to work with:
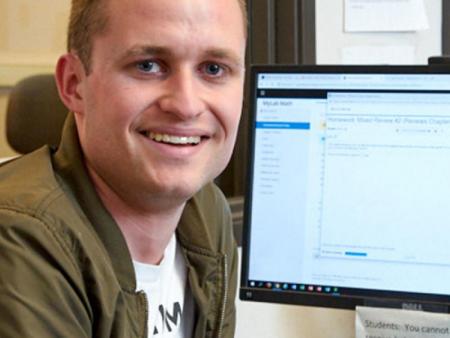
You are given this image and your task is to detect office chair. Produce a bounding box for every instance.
[6,74,68,154]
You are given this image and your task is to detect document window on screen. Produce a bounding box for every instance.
[245,69,450,305]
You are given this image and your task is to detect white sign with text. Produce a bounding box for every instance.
[344,0,428,32]
[356,306,450,338]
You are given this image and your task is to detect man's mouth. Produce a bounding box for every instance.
[141,131,201,145]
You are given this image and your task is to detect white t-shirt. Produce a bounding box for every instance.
[133,235,195,337]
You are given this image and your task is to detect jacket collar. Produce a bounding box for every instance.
[53,113,136,291]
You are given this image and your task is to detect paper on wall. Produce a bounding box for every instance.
[344,0,429,32]
[356,306,450,338]
[341,45,416,65]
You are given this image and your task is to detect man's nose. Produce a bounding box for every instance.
[158,69,205,120]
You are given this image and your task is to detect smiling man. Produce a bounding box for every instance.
[0,0,247,337]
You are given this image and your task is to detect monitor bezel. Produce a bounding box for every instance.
[240,64,450,313]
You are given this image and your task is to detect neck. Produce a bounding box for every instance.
[87,168,186,265]
[110,202,184,265]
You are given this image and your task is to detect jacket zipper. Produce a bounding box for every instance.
[139,290,149,337]
[216,254,228,338]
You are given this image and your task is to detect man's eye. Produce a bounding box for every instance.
[136,60,161,73]
[203,63,224,76]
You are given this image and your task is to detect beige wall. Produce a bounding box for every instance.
[0,0,70,158]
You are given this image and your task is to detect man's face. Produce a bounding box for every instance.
[73,0,246,208]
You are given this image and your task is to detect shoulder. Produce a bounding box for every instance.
[0,147,61,211]
[0,147,72,248]
[0,148,77,231]
[0,147,106,272]
[0,150,82,290]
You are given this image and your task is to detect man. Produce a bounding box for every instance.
[0,0,247,337]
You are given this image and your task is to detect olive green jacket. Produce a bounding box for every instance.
[0,115,238,338]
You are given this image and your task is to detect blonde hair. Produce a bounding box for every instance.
[67,0,248,73]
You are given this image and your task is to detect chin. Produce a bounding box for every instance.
[147,166,221,201]
[177,183,208,200]
[154,180,207,203]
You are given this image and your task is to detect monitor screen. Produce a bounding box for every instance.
[240,65,450,312]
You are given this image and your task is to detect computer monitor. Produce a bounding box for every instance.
[240,65,450,313]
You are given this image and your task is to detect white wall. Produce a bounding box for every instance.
[236,300,354,338]
[316,0,442,65]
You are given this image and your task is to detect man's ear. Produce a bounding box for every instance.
[55,53,86,114]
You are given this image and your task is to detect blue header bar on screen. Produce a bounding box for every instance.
[255,122,311,129]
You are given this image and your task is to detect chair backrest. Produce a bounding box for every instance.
[6,74,68,154]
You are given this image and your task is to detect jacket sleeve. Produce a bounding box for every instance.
[0,209,92,337]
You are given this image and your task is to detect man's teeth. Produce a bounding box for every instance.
[148,132,201,145]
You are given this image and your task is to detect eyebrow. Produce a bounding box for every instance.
[121,45,244,68]
[122,45,171,59]
[205,48,244,67]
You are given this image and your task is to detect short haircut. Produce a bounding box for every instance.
[67,0,248,73]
